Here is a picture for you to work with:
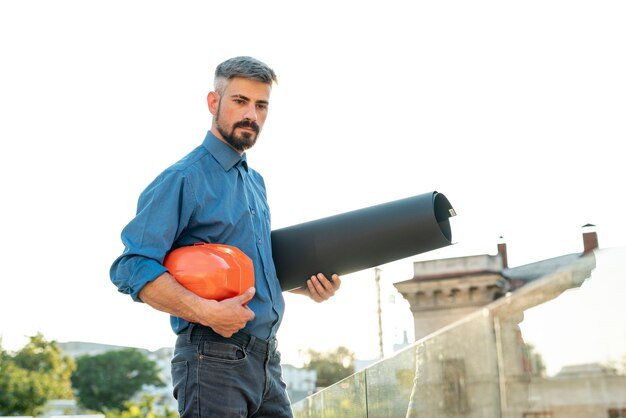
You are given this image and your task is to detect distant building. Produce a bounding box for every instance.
[534,363,626,417]
[393,330,411,353]
[137,347,177,412]
[394,226,599,341]
[355,358,378,372]
[391,226,626,418]
[57,341,145,358]
[282,364,317,404]
[0,399,105,418]
[60,340,328,411]
[38,399,104,418]
[58,342,176,411]
[59,341,319,411]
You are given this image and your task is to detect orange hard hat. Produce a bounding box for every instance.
[163,243,254,301]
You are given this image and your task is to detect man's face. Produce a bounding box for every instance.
[210,77,272,153]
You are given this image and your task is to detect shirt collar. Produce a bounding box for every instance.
[202,131,248,172]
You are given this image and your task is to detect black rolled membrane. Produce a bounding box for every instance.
[271,191,456,291]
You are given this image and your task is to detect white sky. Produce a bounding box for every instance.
[1,1,624,368]
[519,248,626,376]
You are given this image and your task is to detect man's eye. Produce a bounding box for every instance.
[256,104,268,110]
[234,98,246,104]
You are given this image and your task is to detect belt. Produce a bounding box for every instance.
[179,323,278,357]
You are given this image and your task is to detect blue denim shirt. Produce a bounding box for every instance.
[110,131,285,339]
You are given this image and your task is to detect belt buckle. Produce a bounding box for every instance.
[269,338,277,353]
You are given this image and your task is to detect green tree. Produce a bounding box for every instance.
[522,343,546,377]
[72,348,164,411]
[0,333,75,416]
[105,394,177,418]
[303,346,355,387]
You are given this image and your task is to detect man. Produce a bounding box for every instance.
[110,56,341,417]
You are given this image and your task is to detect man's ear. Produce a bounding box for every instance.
[207,91,219,116]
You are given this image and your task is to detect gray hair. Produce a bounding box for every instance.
[214,56,277,95]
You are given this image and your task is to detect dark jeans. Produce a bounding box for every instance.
[171,324,293,418]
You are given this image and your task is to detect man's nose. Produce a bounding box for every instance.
[243,104,258,121]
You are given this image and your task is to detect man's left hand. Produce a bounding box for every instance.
[290,273,341,303]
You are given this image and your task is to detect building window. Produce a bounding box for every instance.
[523,413,553,418]
[442,359,469,414]
[608,409,626,418]
[434,290,443,305]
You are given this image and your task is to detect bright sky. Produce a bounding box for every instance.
[1,1,624,368]
[519,248,626,376]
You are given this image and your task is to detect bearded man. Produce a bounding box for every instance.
[110,56,341,417]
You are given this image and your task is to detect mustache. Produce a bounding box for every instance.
[233,120,260,133]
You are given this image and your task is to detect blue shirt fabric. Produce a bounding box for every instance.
[110,131,285,339]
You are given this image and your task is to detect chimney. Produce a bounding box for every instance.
[497,236,508,268]
[582,224,599,255]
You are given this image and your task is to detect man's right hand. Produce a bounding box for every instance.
[138,273,256,338]
[201,287,256,338]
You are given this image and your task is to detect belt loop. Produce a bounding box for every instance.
[186,323,196,344]
[247,335,257,352]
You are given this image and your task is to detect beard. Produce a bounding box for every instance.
[215,105,260,153]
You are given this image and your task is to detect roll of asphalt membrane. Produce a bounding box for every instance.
[271,191,456,291]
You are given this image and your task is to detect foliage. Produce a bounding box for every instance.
[522,343,546,377]
[303,346,355,387]
[0,333,75,416]
[105,394,177,418]
[72,348,164,411]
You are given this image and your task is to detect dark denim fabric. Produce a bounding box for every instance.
[172,324,293,418]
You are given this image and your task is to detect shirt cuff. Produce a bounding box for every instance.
[128,259,169,302]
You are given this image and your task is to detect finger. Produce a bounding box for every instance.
[218,329,234,338]
[311,275,330,300]
[331,274,341,289]
[243,306,256,321]
[307,277,323,302]
[315,274,335,296]
[315,273,332,288]
[234,287,256,305]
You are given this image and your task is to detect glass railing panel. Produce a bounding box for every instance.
[494,249,626,418]
[402,310,503,418]
[293,248,625,418]
[291,371,367,417]
[364,344,415,417]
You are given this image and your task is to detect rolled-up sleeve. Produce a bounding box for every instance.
[110,169,196,302]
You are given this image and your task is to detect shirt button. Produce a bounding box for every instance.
[258,239,262,245]
[251,209,256,215]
